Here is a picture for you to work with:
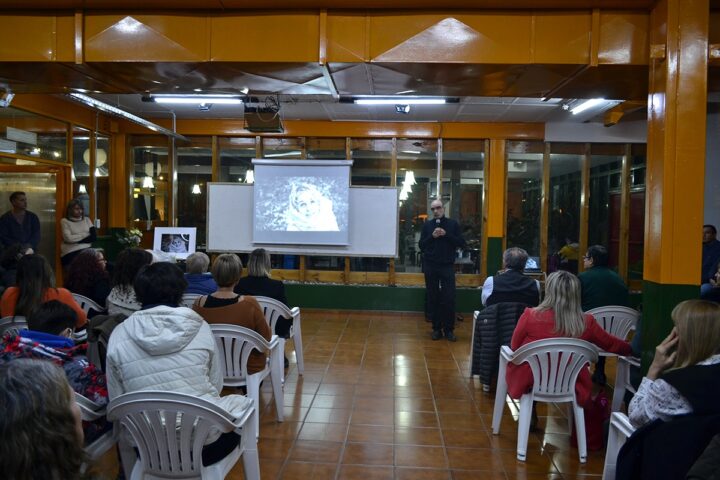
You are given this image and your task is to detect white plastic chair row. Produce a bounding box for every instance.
[181,293,202,308]
[211,323,284,437]
[492,338,599,463]
[255,296,304,377]
[602,412,636,480]
[74,392,116,462]
[72,293,106,316]
[107,390,259,480]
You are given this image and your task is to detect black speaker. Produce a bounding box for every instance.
[244,108,283,133]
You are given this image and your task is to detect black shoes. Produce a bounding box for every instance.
[431,330,443,341]
[446,331,458,342]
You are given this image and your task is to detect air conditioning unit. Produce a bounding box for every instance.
[244,107,283,133]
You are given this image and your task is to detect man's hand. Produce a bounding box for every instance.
[432,228,446,238]
[647,328,679,380]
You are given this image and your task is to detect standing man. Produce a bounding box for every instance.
[419,198,465,342]
[701,225,720,296]
[0,191,40,250]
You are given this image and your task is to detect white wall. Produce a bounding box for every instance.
[545,120,647,143]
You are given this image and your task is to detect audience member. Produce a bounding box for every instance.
[194,253,271,374]
[65,248,111,312]
[106,262,252,463]
[106,248,153,316]
[0,191,41,250]
[628,299,720,427]
[184,252,217,295]
[481,247,540,307]
[60,199,96,267]
[234,248,293,338]
[506,270,631,408]
[702,225,720,296]
[0,254,87,329]
[0,359,86,479]
[0,242,33,290]
[701,262,720,304]
[578,244,630,385]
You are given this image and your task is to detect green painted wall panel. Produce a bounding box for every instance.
[487,236,503,277]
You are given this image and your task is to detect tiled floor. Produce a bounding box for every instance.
[222,309,611,480]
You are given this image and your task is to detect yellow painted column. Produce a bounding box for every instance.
[486,139,507,276]
[642,0,708,367]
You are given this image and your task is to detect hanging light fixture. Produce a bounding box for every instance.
[245,170,254,184]
[142,176,155,189]
[399,188,409,201]
[403,170,417,186]
[78,184,87,194]
[192,183,201,194]
[71,168,76,181]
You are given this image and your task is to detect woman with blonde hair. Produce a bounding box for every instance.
[506,270,632,407]
[628,299,720,427]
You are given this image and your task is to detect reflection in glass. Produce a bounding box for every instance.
[506,142,543,258]
[177,137,212,246]
[0,107,68,162]
[547,147,583,274]
[219,137,255,182]
[130,136,168,226]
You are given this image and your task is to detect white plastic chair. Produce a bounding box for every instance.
[210,323,284,436]
[255,296,304,376]
[74,392,116,461]
[107,390,259,480]
[491,338,599,463]
[602,412,636,480]
[0,315,28,335]
[181,293,202,308]
[611,355,641,412]
[585,306,639,354]
[72,293,106,316]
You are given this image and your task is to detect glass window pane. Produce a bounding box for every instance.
[219,137,255,183]
[307,138,345,159]
[263,137,303,158]
[0,107,67,162]
[95,135,110,235]
[350,138,392,187]
[506,141,544,259]
[629,144,646,281]
[589,147,623,268]
[177,137,212,247]
[442,139,485,274]
[72,127,91,216]
[130,135,169,226]
[547,144,583,274]
[396,139,438,273]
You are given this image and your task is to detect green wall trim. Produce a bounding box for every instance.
[487,237,503,277]
[640,280,699,372]
[286,284,481,314]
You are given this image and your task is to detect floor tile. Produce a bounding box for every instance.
[337,465,395,480]
[393,427,443,446]
[395,445,448,468]
[297,422,349,442]
[342,442,394,465]
[347,424,395,444]
[280,462,338,480]
[290,440,344,463]
[394,467,452,480]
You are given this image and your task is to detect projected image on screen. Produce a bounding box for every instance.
[253,161,351,245]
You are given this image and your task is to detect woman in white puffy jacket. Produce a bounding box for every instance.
[106,261,252,466]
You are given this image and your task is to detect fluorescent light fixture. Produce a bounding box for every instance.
[142,176,155,189]
[245,170,254,184]
[265,151,301,158]
[401,150,421,155]
[78,184,87,194]
[571,98,605,115]
[151,94,243,105]
[191,184,201,194]
[354,97,447,105]
[67,93,187,141]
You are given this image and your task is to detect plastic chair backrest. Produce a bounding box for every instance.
[0,315,28,336]
[72,293,104,315]
[210,324,270,384]
[585,306,638,340]
[181,293,202,308]
[107,390,243,478]
[75,391,106,421]
[510,338,599,398]
[254,296,292,333]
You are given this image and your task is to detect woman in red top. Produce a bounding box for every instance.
[0,254,87,329]
[506,270,631,407]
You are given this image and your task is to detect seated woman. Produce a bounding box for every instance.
[184,252,217,295]
[60,199,96,267]
[0,254,87,331]
[628,299,720,427]
[234,248,293,338]
[507,270,632,408]
[65,248,112,313]
[0,359,86,479]
[194,254,271,375]
[106,248,153,316]
[106,262,252,464]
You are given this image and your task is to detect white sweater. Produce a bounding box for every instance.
[60,216,94,257]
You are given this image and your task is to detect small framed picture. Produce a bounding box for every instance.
[153,227,197,260]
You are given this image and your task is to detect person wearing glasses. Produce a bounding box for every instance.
[419,198,466,342]
[578,244,629,385]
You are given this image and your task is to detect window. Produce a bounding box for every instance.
[176,137,212,246]
[506,141,544,258]
[219,137,255,183]
[130,136,169,226]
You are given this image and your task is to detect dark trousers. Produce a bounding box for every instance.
[423,262,456,334]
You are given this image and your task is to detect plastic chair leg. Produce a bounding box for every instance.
[573,401,588,463]
[293,324,304,375]
[516,394,534,461]
[492,356,509,434]
[611,360,629,412]
[246,375,262,438]
[241,410,261,480]
[270,350,285,423]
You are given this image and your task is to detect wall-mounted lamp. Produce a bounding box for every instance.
[142,176,155,189]
[191,184,201,194]
[78,184,87,194]
[403,170,417,186]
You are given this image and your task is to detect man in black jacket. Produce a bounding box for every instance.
[481,247,540,307]
[419,199,465,342]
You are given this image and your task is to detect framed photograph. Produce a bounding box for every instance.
[153,227,197,260]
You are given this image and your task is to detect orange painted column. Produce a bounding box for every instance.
[486,139,507,276]
[642,0,708,367]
